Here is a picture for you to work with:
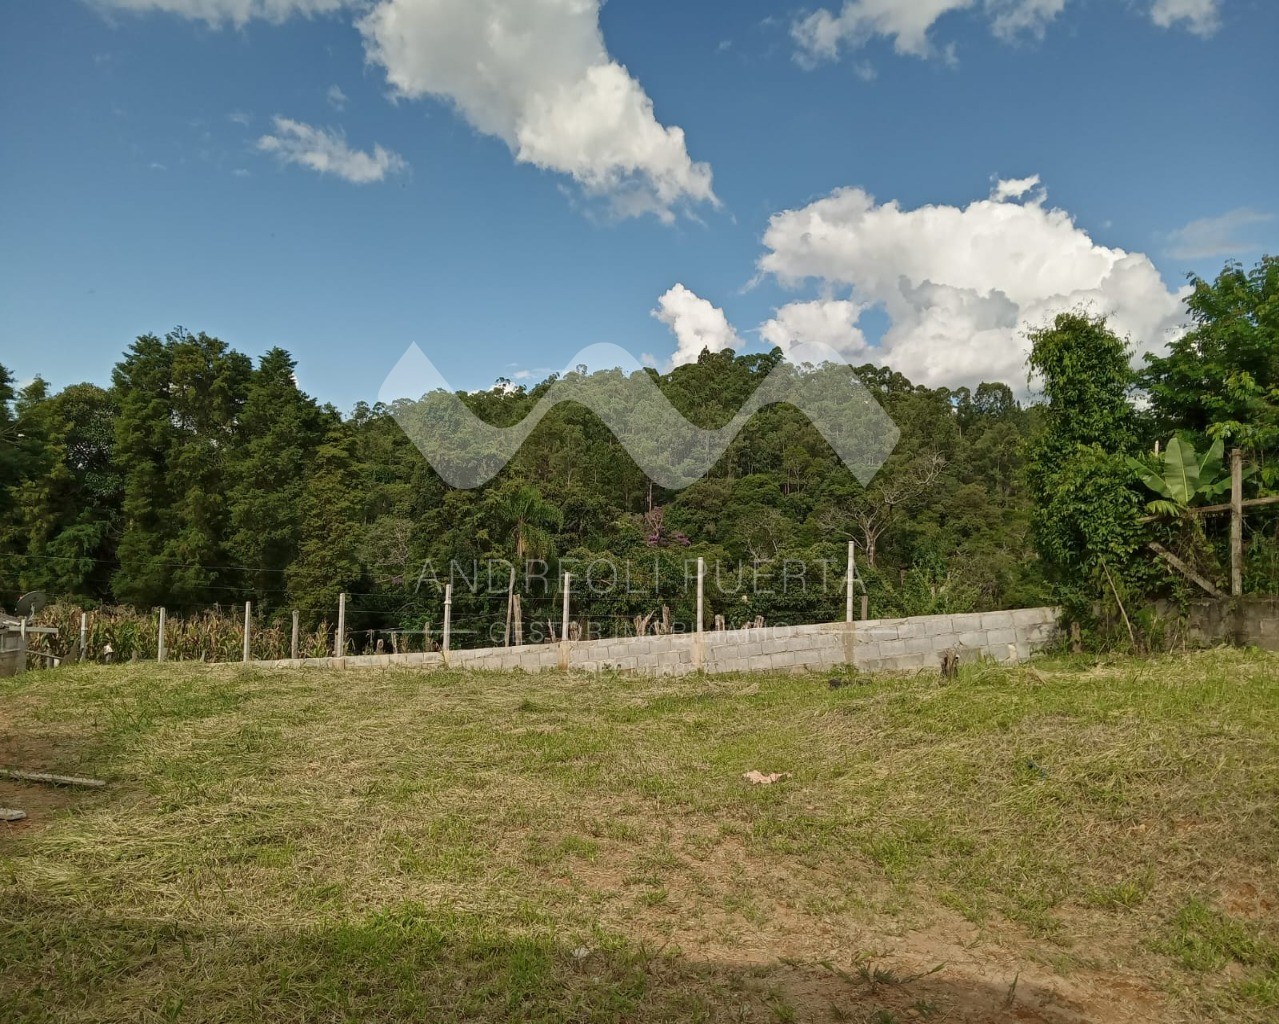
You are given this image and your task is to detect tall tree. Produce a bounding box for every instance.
[287,423,368,626]
[112,329,250,609]
[0,365,30,598]
[1142,256,1278,465]
[1026,312,1143,629]
[3,382,120,601]
[226,348,328,607]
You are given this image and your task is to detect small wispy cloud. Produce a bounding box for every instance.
[326,84,348,111]
[1164,208,1274,260]
[256,116,407,184]
[228,111,252,127]
[990,174,1042,202]
[1150,0,1222,37]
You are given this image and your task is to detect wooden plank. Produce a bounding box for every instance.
[1,769,106,788]
[1137,494,1279,524]
[1149,543,1227,599]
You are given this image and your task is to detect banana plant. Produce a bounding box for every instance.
[1127,436,1249,516]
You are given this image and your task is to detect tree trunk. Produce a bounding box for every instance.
[504,564,515,646]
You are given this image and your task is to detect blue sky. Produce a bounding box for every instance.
[1,0,1275,408]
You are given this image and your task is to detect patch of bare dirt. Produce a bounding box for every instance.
[0,695,103,838]
[552,830,1169,1023]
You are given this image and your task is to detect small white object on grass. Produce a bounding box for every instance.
[2,808,27,822]
[742,770,791,785]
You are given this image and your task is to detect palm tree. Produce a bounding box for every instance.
[497,484,562,644]
[502,484,562,564]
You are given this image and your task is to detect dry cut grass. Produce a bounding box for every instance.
[1,649,1277,1023]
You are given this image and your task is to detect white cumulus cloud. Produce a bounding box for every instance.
[793,0,1225,64]
[756,178,1189,390]
[257,117,408,184]
[357,0,716,222]
[91,0,715,221]
[1150,0,1222,35]
[653,284,741,368]
[760,299,869,363]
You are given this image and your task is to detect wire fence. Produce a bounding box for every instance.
[25,549,871,667]
[15,449,1279,670]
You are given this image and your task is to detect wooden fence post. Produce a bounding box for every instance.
[79,612,88,663]
[336,592,347,658]
[157,608,167,663]
[442,584,452,665]
[242,601,252,663]
[291,610,300,661]
[861,595,869,622]
[1231,448,1244,597]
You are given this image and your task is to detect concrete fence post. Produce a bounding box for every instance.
[442,584,452,666]
[79,612,88,663]
[336,592,347,658]
[559,573,571,670]
[843,542,858,667]
[157,608,167,663]
[846,541,855,624]
[291,610,300,661]
[694,557,706,671]
[697,557,705,634]
[242,601,252,663]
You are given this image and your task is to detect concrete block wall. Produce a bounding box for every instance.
[1155,597,1279,653]
[0,629,25,678]
[0,649,23,677]
[254,607,1058,676]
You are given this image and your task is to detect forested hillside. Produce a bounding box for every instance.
[2,258,1275,645]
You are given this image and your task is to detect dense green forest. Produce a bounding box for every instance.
[2,258,1275,647]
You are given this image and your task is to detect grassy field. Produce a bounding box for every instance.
[2,650,1277,1023]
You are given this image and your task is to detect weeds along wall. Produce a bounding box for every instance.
[30,600,1057,675]
[253,608,1060,676]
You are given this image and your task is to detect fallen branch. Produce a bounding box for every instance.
[1148,543,1227,599]
[1100,560,1137,649]
[1,769,106,789]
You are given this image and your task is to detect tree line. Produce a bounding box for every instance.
[1,257,1274,647]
